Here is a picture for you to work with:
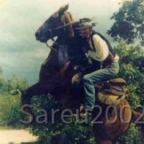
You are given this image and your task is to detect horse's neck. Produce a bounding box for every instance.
[56,35,68,44]
[46,30,86,73]
[56,32,78,44]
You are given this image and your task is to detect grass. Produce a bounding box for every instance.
[0,93,23,128]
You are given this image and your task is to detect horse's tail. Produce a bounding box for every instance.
[10,89,22,97]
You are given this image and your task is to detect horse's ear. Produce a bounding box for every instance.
[59,4,69,16]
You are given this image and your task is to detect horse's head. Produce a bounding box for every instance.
[35,4,76,43]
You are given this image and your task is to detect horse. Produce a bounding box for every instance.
[19,4,100,119]
[17,4,144,144]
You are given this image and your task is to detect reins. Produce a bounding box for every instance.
[45,21,79,52]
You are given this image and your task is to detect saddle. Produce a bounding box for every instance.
[95,78,129,105]
[71,72,129,105]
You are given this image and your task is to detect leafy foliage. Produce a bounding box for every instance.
[0,69,29,128]
[3,75,28,93]
[0,93,22,128]
[108,0,144,45]
[114,41,144,144]
[119,124,143,144]
[114,41,144,107]
[31,95,95,144]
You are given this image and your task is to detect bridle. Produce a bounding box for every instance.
[45,21,79,52]
[44,20,88,81]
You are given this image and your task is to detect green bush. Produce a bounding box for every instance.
[118,124,143,144]
[0,72,29,128]
[31,95,95,144]
[0,93,22,128]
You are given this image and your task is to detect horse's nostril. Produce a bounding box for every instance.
[40,37,46,43]
[35,32,39,37]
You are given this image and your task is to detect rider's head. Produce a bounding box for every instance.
[75,18,96,38]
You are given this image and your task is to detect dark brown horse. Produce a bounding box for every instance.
[19,4,144,144]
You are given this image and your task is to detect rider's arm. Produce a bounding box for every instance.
[87,34,109,62]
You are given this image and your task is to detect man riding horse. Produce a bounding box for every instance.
[10,4,144,144]
[75,18,120,115]
[18,6,120,119]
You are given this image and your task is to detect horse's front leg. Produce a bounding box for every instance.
[21,81,52,122]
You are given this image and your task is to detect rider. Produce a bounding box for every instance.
[75,18,120,113]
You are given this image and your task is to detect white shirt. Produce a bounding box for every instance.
[87,34,109,62]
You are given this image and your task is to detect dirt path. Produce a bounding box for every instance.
[0,129,38,144]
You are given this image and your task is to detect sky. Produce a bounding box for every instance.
[0,0,122,84]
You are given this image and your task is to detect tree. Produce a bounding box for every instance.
[114,41,144,107]
[3,75,29,92]
[114,41,144,143]
[0,68,29,128]
[108,0,144,45]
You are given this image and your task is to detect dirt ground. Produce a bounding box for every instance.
[0,129,38,144]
